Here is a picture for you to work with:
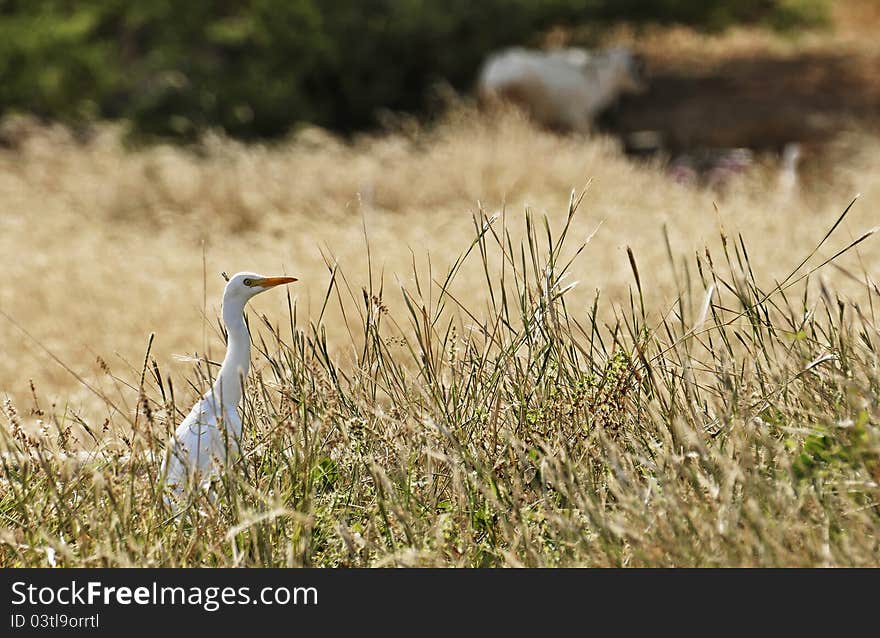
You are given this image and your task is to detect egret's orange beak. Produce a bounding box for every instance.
[255,276,298,288]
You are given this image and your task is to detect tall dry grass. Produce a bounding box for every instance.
[1,159,879,566]
[2,106,880,566]
[1,109,877,421]
[3,0,880,567]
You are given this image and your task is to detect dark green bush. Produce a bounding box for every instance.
[0,0,828,140]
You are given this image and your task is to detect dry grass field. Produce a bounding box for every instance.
[1,109,877,417]
[3,0,879,424]
[2,4,880,566]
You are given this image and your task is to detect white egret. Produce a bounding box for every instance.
[162,272,297,498]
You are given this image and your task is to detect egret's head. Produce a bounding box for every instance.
[223,271,298,304]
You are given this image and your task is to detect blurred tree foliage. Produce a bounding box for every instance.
[0,0,827,140]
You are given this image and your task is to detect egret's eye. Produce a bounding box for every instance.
[243,278,254,287]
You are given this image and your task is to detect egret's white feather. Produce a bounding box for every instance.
[160,271,296,501]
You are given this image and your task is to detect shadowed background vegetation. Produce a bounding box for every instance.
[0,0,827,140]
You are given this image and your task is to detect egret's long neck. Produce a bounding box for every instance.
[213,296,250,409]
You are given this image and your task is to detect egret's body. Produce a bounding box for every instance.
[162,272,296,497]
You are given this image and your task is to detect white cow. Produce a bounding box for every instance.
[477,46,645,133]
